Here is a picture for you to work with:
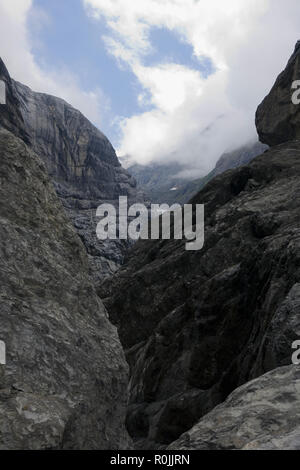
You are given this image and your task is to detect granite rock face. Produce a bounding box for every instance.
[168,366,300,450]
[127,161,188,204]
[256,41,300,146]
[214,141,268,176]
[0,128,130,449]
[0,58,142,281]
[100,140,300,448]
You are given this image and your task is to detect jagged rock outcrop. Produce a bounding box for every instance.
[168,366,300,450]
[0,128,130,449]
[214,141,268,176]
[99,138,300,448]
[256,40,300,146]
[0,58,142,281]
[172,141,267,205]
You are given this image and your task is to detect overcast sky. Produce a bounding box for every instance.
[1,0,300,177]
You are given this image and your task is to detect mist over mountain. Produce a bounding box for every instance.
[128,141,268,204]
[3,0,300,175]
[1,23,300,454]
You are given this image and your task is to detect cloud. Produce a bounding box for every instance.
[84,0,300,176]
[0,0,106,128]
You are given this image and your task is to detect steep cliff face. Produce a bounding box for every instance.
[0,58,142,281]
[99,43,300,449]
[214,141,268,176]
[168,366,300,450]
[0,60,29,144]
[100,144,300,448]
[0,128,130,449]
[256,41,300,146]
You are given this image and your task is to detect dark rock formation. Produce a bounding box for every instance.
[2,38,300,451]
[98,42,300,450]
[0,128,130,449]
[100,138,300,448]
[256,41,300,146]
[168,366,300,450]
[0,58,142,281]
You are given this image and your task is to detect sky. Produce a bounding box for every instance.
[1,0,300,178]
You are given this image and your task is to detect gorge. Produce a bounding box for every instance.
[1,40,300,450]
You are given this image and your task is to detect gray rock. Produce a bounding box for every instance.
[0,60,30,144]
[168,366,300,450]
[253,283,300,373]
[256,41,300,146]
[0,58,143,281]
[214,141,268,176]
[99,140,300,448]
[130,141,267,205]
[0,128,130,449]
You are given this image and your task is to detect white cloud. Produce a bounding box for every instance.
[84,0,300,176]
[2,0,300,177]
[0,0,107,128]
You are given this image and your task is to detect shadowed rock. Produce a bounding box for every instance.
[168,366,300,450]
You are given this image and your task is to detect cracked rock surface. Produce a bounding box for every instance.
[100,139,300,448]
[0,128,130,449]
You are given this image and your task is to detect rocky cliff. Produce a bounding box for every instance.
[2,38,300,451]
[214,141,268,176]
[0,128,130,449]
[99,43,300,449]
[0,58,142,281]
